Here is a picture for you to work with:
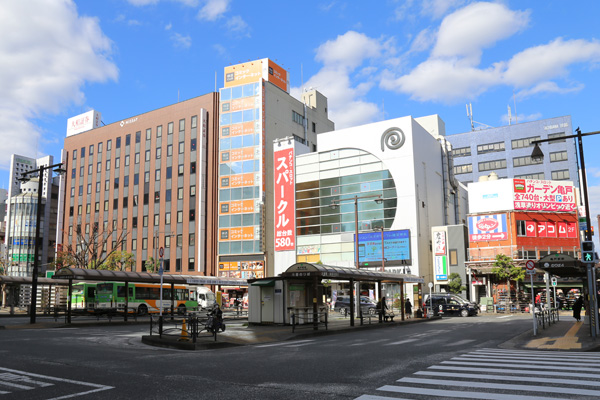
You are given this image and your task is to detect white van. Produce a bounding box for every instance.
[196,287,217,310]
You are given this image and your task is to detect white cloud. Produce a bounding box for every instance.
[226,15,249,34]
[165,22,172,30]
[171,33,192,48]
[0,0,118,170]
[381,2,600,104]
[409,28,436,53]
[294,31,388,129]
[432,2,530,62]
[127,0,159,5]
[516,81,584,99]
[503,38,600,87]
[316,31,382,70]
[420,0,466,20]
[198,0,230,21]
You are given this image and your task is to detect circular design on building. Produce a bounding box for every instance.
[120,121,125,127]
[381,127,405,152]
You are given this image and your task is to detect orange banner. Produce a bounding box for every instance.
[219,227,255,241]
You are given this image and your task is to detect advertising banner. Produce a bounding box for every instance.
[513,179,576,212]
[468,214,508,241]
[274,141,296,251]
[434,231,446,255]
[435,256,447,281]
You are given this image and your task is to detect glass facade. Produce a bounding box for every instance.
[217,82,264,260]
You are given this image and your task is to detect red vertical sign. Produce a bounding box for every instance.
[546,222,557,237]
[274,143,296,251]
[525,221,537,237]
[567,222,578,238]
[557,222,568,238]
[537,222,547,237]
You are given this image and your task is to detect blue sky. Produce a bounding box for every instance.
[2,0,600,241]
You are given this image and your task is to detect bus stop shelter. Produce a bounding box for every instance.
[248,262,424,328]
[1,276,71,315]
[53,267,248,323]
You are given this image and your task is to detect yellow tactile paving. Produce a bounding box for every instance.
[525,321,583,350]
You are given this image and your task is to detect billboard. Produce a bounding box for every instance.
[357,229,411,267]
[66,110,101,137]
[224,58,289,93]
[468,214,508,242]
[274,140,296,251]
[513,179,576,212]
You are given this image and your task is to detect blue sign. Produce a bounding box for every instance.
[357,229,411,266]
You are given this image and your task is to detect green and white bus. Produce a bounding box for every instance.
[95,282,198,315]
[71,283,97,311]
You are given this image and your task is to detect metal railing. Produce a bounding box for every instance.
[291,311,328,332]
[536,307,559,330]
[149,313,225,342]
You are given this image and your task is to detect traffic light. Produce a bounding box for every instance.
[581,241,596,263]
[584,226,595,237]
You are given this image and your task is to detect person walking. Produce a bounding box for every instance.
[404,298,413,319]
[573,295,584,322]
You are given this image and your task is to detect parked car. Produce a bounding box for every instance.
[423,293,478,317]
[334,296,377,315]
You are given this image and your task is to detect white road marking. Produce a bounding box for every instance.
[255,339,315,348]
[384,338,418,346]
[377,384,570,400]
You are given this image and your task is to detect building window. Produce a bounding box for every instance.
[453,164,473,175]
[478,159,506,172]
[551,169,570,180]
[190,138,197,151]
[136,131,141,143]
[190,185,196,197]
[189,233,195,246]
[87,183,92,194]
[167,145,173,157]
[106,160,110,171]
[97,162,101,173]
[116,137,121,149]
[189,209,195,221]
[179,142,184,154]
[145,150,150,162]
[73,149,77,160]
[165,212,171,225]
[81,147,85,158]
[548,132,565,142]
[142,238,147,250]
[166,167,172,179]
[132,216,137,228]
[168,122,174,135]
[477,142,505,154]
[125,155,130,166]
[115,157,120,169]
[96,182,100,193]
[178,164,184,176]
[89,144,94,155]
[292,110,304,125]
[177,211,183,223]
[178,187,184,200]
[104,200,109,211]
[511,136,540,149]
[144,171,150,183]
[132,239,137,251]
[154,191,160,202]
[179,118,185,132]
[157,125,162,138]
[550,151,568,162]
[98,142,103,153]
[154,213,159,226]
[88,164,93,175]
[165,189,171,202]
[105,180,109,191]
[312,122,316,133]
[146,128,151,140]
[107,140,112,151]
[516,220,526,236]
[155,169,161,181]
[190,162,196,174]
[135,153,140,164]
[188,258,195,272]
[452,147,471,157]
[114,177,119,189]
[156,147,161,159]
[125,134,131,146]
[513,156,542,167]
[124,175,129,187]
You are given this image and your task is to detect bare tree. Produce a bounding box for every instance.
[61,221,128,269]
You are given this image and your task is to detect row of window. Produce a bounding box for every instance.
[454,152,569,174]
[71,117,197,161]
[452,132,566,157]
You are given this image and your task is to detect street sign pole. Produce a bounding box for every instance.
[158,246,164,317]
[526,260,536,336]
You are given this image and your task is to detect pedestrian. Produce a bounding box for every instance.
[377,296,388,320]
[405,298,412,319]
[573,296,584,322]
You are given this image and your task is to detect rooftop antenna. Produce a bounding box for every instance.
[508,105,512,125]
[513,90,518,123]
[466,103,474,131]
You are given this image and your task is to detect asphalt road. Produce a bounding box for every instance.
[1,314,597,399]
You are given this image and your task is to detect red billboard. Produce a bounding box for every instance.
[274,142,295,251]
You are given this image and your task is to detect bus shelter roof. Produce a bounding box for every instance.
[279,263,424,283]
[0,276,71,285]
[53,267,248,286]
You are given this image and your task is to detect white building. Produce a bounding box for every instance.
[291,115,468,289]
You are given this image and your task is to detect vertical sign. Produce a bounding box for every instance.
[434,231,446,255]
[525,221,537,237]
[274,140,295,251]
[435,256,447,281]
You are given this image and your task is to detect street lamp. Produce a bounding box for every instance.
[531,127,600,337]
[19,162,65,324]
[330,194,382,326]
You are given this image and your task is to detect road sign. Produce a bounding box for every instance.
[525,260,535,271]
[159,247,164,258]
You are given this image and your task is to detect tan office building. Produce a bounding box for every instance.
[60,94,220,275]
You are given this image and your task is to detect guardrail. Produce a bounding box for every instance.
[149,313,224,342]
[536,307,559,330]
[291,311,328,332]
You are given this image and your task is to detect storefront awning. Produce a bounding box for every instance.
[280,263,424,283]
[250,279,276,287]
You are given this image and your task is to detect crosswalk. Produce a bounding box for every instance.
[356,348,600,399]
[0,367,113,397]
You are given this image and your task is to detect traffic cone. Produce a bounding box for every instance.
[179,319,189,341]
